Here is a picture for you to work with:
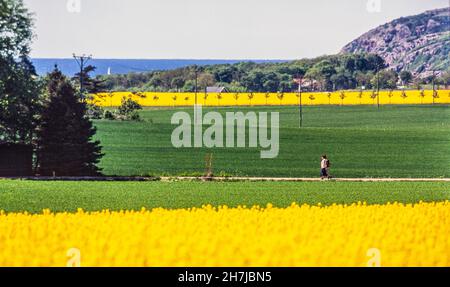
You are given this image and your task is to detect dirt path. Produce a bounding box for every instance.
[1,176,449,182]
[159,177,450,182]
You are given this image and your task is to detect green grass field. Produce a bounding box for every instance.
[94,105,450,178]
[0,180,449,213]
[3,106,447,214]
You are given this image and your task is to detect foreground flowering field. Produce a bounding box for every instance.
[92,90,450,107]
[0,201,448,267]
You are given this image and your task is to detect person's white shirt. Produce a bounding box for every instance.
[321,159,328,169]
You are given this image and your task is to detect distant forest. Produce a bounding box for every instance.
[95,53,450,93]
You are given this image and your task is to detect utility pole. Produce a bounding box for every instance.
[432,70,436,105]
[194,65,198,106]
[376,64,380,109]
[297,77,303,128]
[193,65,200,126]
[73,54,92,100]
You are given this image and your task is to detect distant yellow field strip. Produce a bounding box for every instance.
[92,90,450,107]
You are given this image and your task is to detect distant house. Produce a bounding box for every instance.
[301,80,320,91]
[206,87,228,93]
[0,142,33,177]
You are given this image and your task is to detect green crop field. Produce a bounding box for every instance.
[0,180,449,213]
[93,105,450,178]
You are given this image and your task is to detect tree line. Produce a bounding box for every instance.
[0,0,103,176]
[98,55,450,93]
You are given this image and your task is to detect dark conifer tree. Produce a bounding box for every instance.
[36,68,103,176]
[72,65,107,94]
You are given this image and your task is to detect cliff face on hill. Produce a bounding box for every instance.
[342,7,450,78]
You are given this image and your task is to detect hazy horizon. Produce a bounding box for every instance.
[24,0,448,60]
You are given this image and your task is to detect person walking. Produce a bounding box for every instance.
[320,155,331,180]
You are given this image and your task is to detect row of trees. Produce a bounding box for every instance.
[0,0,40,144]
[0,0,103,176]
[99,54,450,93]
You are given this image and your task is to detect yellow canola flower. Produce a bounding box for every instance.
[91,90,450,107]
[0,202,449,267]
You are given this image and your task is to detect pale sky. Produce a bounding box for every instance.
[24,0,449,59]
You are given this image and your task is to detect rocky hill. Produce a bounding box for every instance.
[342,7,450,78]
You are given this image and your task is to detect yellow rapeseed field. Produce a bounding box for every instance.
[0,202,449,267]
[92,90,450,107]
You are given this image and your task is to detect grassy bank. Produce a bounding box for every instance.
[0,180,448,213]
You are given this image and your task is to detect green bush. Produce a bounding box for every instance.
[118,97,142,116]
[86,103,104,119]
[103,110,115,120]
